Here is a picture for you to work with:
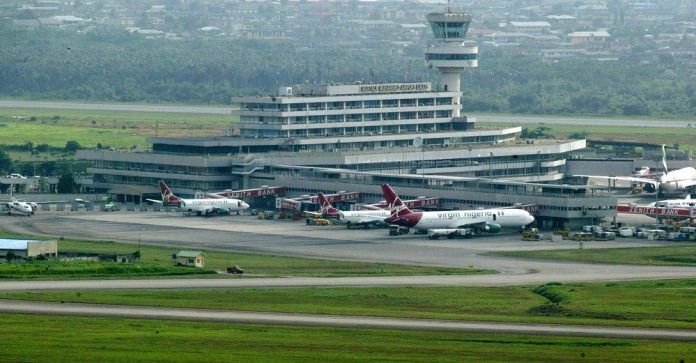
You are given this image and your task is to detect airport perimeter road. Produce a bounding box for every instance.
[1,265,695,291]
[473,115,696,128]
[1,299,694,341]
[0,100,233,114]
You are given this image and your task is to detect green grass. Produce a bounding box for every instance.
[0,260,216,279]
[490,121,696,153]
[0,107,237,148]
[0,232,490,278]
[3,279,695,329]
[496,245,696,266]
[0,313,693,362]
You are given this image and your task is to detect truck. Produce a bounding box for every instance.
[427,228,474,240]
[389,225,410,236]
[618,226,635,237]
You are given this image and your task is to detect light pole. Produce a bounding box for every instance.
[537,150,541,183]
[489,152,494,184]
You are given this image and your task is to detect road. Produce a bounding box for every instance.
[1,299,694,341]
[473,115,696,128]
[0,100,233,115]
[2,100,694,127]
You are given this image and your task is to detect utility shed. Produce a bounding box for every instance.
[175,250,206,268]
[0,238,58,260]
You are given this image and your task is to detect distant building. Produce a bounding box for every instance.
[175,251,206,268]
[0,238,57,260]
[507,21,552,33]
[568,30,611,50]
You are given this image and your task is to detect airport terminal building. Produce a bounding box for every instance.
[76,9,615,229]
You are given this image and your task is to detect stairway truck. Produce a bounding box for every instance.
[427,228,474,240]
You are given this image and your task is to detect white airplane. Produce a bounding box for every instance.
[316,192,390,228]
[1,192,66,216]
[578,145,696,194]
[3,198,35,216]
[147,181,249,217]
[649,194,696,208]
[381,184,534,236]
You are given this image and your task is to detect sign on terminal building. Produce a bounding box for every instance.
[359,83,430,94]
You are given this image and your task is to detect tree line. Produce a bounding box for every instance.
[1,25,695,117]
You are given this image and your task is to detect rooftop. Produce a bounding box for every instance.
[0,238,52,250]
[177,250,205,258]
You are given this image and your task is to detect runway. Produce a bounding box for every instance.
[1,299,694,341]
[0,100,233,114]
[2,100,694,127]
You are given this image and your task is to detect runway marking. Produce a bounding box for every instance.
[1,299,694,341]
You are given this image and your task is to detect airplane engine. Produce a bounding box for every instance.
[644,184,656,193]
[218,208,231,216]
[483,223,501,233]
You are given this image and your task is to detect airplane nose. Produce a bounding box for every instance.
[526,213,535,225]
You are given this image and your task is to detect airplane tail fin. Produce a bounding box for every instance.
[662,144,669,174]
[159,180,180,204]
[317,192,338,216]
[381,184,411,217]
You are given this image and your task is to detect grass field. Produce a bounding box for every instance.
[0,232,489,278]
[0,260,216,279]
[0,313,692,363]
[496,245,696,266]
[3,279,695,329]
[0,107,237,149]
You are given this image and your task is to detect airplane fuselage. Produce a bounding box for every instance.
[178,198,249,214]
[660,167,696,192]
[390,208,534,231]
[338,209,391,225]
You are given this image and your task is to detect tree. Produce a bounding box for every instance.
[0,149,11,174]
[56,173,77,193]
[64,140,82,153]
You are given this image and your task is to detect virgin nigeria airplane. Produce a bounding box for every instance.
[316,192,390,228]
[147,181,249,217]
[381,184,534,235]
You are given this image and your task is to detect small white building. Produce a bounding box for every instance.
[0,238,57,260]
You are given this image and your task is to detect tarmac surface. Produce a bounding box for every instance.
[1,299,695,341]
[2,211,696,287]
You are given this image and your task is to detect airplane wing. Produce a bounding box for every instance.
[575,175,659,185]
[145,199,163,204]
[353,215,389,226]
[453,220,486,229]
[204,193,225,199]
[32,200,69,205]
[361,204,383,210]
[303,211,323,218]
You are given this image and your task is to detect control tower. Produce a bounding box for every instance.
[425,11,478,117]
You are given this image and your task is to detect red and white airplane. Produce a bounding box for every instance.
[317,192,390,228]
[381,184,534,235]
[147,181,249,217]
